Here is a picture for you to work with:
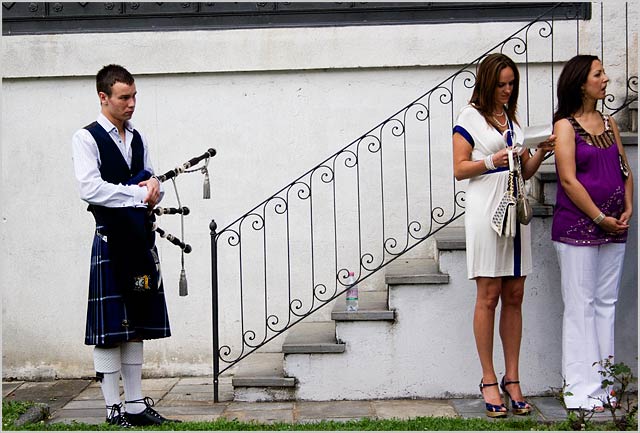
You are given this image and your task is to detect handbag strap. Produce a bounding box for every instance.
[508,170,516,198]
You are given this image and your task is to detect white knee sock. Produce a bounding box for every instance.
[93,346,122,418]
[120,341,145,414]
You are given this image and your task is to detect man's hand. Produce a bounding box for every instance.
[139,176,160,208]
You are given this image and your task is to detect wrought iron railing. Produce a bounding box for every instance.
[209,2,637,401]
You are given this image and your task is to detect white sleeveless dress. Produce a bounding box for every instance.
[454,104,532,279]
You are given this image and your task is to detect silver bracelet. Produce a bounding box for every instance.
[484,154,496,171]
[593,212,606,224]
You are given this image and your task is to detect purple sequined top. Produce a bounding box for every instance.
[552,114,627,245]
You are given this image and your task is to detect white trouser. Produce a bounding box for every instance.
[554,241,626,410]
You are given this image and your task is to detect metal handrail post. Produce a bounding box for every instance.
[210,219,220,403]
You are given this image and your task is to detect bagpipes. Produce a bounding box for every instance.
[152,148,216,296]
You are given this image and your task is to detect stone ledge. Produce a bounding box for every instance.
[534,164,557,182]
[232,377,296,387]
[331,310,395,321]
[331,291,395,321]
[385,258,449,284]
[621,131,638,146]
[282,322,345,354]
[434,227,466,251]
[231,353,296,389]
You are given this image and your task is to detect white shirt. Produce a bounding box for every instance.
[72,113,163,208]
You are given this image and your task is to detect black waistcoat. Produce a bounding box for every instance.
[85,121,146,185]
[84,121,157,292]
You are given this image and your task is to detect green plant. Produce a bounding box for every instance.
[592,356,638,431]
[2,401,35,429]
[550,377,597,430]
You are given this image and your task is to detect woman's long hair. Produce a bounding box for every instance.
[470,53,520,127]
[553,54,599,123]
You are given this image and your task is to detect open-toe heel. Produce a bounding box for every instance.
[500,376,531,415]
[479,379,507,418]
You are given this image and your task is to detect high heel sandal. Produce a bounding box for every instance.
[479,379,507,418]
[500,376,531,415]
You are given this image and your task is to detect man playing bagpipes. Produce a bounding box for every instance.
[71,64,179,427]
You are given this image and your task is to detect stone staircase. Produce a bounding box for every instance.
[229,136,637,401]
[230,216,561,402]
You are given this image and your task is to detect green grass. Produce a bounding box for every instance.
[2,401,32,429]
[1,400,629,431]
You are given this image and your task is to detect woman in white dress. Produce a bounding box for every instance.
[452,53,555,417]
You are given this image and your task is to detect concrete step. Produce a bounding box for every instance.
[434,226,465,251]
[282,321,345,354]
[531,163,557,206]
[531,199,554,216]
[331,290,394,321]
[231,352,295,388]
[384,258,449,285]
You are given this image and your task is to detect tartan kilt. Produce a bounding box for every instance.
[85,226,171,346]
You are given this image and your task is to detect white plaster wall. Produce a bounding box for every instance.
[2,2,637,380]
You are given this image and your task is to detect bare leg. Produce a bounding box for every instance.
[499,276,529,407]
[474,277,505,409]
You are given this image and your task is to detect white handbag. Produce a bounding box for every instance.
[491,171,517,237]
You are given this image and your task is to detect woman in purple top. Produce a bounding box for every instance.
[552,55,634,411]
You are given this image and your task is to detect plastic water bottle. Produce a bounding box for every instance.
[346,271,359,312]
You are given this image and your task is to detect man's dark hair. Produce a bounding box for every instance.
[96,64,135,96]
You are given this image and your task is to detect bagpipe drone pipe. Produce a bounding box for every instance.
[152,148,217,296]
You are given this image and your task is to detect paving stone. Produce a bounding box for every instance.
[371,399,457,419]
[62,399,105,410]
[176,376,214,385]
[297,417,364,424]
[227,401,294,412]
[137,389,167,401]
[7,380,90,398]
[10,377,617,428]
[450,398,509,421]
[295,400,373,420]
[169,414,226,422]
[169,383,216,394]
[51,407,105,418]
[73,386,112,400]
[149,404,227,416]
[48,417,103,426]
[529,396,568,421]
[2,381,23,398]
[160,392,217,406]
[452,398,547,421]
[48,407,105,425]
[3,380,91,412]
[140,377,180,390]
[222,408,294,424]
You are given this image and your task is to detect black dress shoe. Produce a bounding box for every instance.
[106,403,133,428]
[124,397,181,426]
